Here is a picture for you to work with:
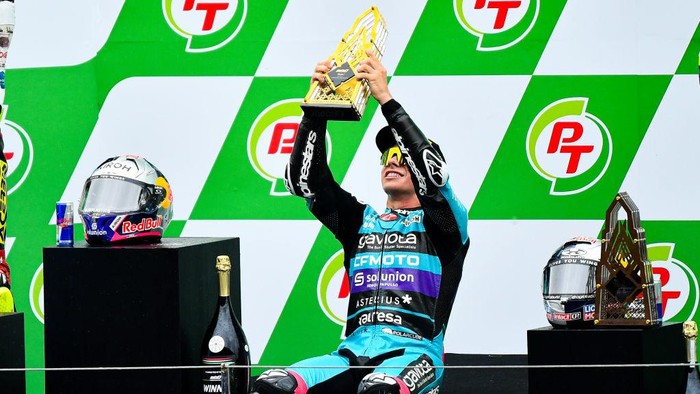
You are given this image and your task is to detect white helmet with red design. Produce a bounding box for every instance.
[78,155,173,245]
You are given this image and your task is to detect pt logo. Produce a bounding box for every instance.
[163,0,247,52]
[648,243,699,322]
[317,250,348,337]
[30,263,44,324]
[526,98,612,195]
[454,0,539,50]
[248,99,332,196]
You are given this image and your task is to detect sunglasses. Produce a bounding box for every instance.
[380,146,404,166]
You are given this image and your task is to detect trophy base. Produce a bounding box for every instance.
[300,102,362,121]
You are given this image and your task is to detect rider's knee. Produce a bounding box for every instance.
[251,369,306,394]
[357,372,403,394]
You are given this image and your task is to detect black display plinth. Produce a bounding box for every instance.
[43,237,241,394]
[528,323,685,394]
[443,353,528,394]
[0,312,25,393]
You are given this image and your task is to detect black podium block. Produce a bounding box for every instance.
[43,237,240,394]
[0,312,25,393]
[528,323,685,394]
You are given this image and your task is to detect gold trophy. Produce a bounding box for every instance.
[301,6,388,121]
[594,192,660,326]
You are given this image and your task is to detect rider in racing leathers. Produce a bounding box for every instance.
[252,51,469,394]
[0,0,15,313]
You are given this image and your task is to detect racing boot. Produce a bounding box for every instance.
[356,372,404,394]
[251,369,307,394]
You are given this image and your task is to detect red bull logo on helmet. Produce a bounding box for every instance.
[121,216,164,234]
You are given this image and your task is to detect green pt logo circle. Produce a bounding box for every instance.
[526,98,612,196]
[317,250,347,327]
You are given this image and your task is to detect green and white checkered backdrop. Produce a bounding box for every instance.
[5,0,700,391]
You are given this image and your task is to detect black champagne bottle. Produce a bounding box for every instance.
[685,321,700,393]
[201,255,250,394]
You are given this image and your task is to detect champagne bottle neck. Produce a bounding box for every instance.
[689,338,698,365]
[685,321,699,366]
[217,269,230,298]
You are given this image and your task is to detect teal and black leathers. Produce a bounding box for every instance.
[283,100,469,394]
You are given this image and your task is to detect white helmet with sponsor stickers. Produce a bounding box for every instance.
[542,236,600,328]
[78,155,173,245]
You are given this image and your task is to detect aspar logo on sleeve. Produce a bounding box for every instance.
[526,98,612,196]
[163,0,247,52]
[648,243,699,322]
[249,99,332,196]
[317,250,348,332]
[454,0,539,50]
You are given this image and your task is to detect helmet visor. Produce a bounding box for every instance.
[80,177,148,214]
[543,263,596,296]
